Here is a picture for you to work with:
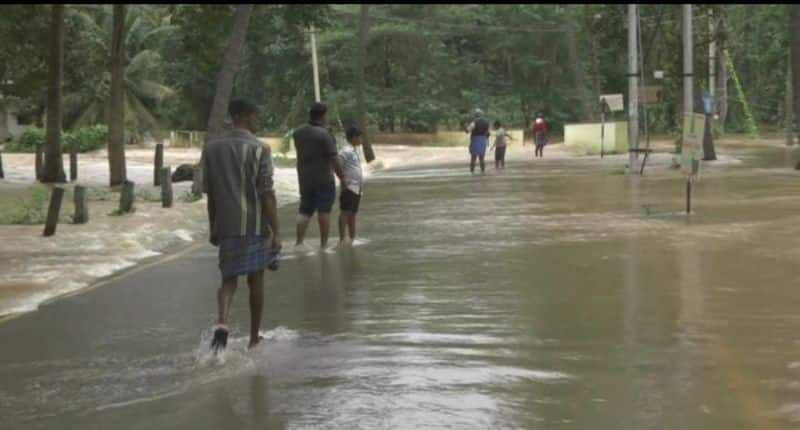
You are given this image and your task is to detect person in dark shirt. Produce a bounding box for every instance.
[292,102,345,250]
[466,109,491,174]
[202,99,281,353]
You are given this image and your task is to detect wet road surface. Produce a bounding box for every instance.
[3,142,800,429]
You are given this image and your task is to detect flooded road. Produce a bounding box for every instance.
[3,141,800,429]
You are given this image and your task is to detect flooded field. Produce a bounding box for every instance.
[2,140,800,429]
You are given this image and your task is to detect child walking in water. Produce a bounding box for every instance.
[338,126,364,244]
[489,120,513,169]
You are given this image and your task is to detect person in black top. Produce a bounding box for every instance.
[466,109,491,174]
[292,102,345,250]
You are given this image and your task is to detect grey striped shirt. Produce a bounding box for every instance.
[202,128,274,244]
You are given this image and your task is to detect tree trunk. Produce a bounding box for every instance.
[790,5,800,140]
[108,4,127,187]
[193,4,253,195]
[717,13,729,133]
[356,5,375,162]
[591,35,601,120]
[42,4,66,183]
[786,50,795,146]
[206,5,254,137]
[564,4,591,122]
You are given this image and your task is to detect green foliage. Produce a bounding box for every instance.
[6,126,108,153]
[6,128,46,152]
[725,50,760,139]
[0,4,794,139]
[66,125,109,152]
[0,185,49,225]
[64,5,175,141]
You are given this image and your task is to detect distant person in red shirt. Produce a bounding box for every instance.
[531,114,548,158]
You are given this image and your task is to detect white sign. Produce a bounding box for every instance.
[599,94,624,112]
[654,70,664,79]
[681,113,705,177]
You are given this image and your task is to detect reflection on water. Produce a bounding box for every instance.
[3,142,800,428]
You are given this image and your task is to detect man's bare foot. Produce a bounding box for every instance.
[210,324,229,354]
[248,334,265,350]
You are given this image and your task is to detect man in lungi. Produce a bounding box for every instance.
[202,99,281,353]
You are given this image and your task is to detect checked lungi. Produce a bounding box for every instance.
[218,235,269,279]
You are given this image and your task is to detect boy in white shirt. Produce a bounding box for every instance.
[338,126,364,243]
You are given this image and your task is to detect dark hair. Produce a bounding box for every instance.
[493,120,501,128]
[309,102,327,121]
[229,99,258,121]
[346,125,362,142]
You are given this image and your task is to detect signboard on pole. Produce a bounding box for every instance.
[681,113,705,177]
[599,94,624,112]
[639,86,663,105]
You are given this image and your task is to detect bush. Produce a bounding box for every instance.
[0,185,49,225]
[5,125,108,153]
[5,128,46,153]
[69,125,108,153]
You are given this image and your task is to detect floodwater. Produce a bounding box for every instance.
[3,141,800,429]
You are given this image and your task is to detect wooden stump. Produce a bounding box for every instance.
[73,185,89,224]
[69,142,78,181]
[43,186,65,236]
[160,166,173,208]
[154,143,164,186]
[35,144,43,180]
[119,180,135,213]
[0,149,4,179]
[191,164,202,196]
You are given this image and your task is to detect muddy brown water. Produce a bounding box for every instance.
[2,142,800,429]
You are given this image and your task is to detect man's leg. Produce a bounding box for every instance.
[296,214,311,246]
[212,276,237,353]
[246,270,264,349]
[470,154,477,173]
[479,154,485,173]
[347,212,357,240]
[338,211,347,242]
[296,190,313,246]
[318,212,331,248]
[318,184,336,248]
[217,277,238,325]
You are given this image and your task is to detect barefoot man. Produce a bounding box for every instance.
[203,99,281,352]
[293,102,345,250]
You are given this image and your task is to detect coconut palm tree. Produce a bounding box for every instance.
[64,5,175,143]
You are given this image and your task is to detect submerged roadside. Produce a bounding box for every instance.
[0,135,779,320]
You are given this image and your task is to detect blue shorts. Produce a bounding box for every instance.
[299,182,336,216]
[470,136,488,157]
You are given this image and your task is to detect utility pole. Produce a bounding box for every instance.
[683,4,693,116]
[627,4,639,174]
[310,25,321,102]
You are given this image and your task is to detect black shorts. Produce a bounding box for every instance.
[340,189,361,213]
[299,182,336,216]
[495,146,506,161]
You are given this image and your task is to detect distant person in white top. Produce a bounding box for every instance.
[338,126,364,244]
